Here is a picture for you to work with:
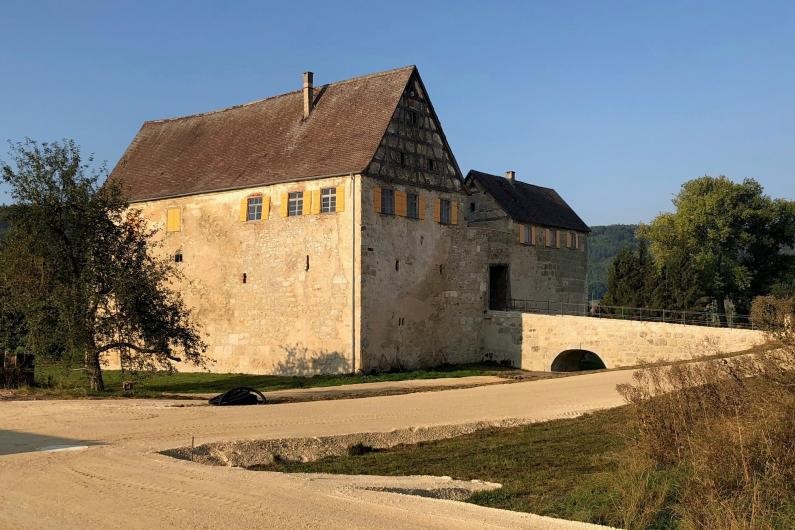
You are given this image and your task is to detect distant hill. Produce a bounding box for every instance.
[587,224,638,300]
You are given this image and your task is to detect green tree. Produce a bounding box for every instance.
[0,139,206,391]
[640,176,795,319]
[602,239,657,308]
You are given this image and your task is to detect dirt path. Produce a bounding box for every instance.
[0,370,634,529]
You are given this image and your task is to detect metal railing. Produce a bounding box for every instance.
[507,299,755,329]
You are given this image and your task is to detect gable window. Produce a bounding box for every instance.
[407,192,419,219]
[440,199,451,225]
[408,110,418,125]
[247,196,263,221]
[381,188,395,215]
[400,152,407,167]
[288,192,303,216]
[427,158,435,171]
[320,188,336,213]
[174,251,183,263]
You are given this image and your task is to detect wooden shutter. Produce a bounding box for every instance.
[167,208,181,232]
[451,201,459,225]
[279,193,289,217]
[395,191,407,216]
[518,224,524,243]
[530,225,536,245]
[336,185,345,212]
[310,189,321,214]
[239,199,248,222]
[418,195,426,220]
[262,196,270,220]
[373,186,382,213]
[433,198,441,223]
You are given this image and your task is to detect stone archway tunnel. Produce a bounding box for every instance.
[480,312,768,372]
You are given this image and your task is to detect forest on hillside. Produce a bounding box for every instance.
[587,224,638,300]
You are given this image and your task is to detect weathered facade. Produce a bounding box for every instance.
[108,66,590,374]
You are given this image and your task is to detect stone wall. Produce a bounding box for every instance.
[481,311,768,371]
[108,175,363,374]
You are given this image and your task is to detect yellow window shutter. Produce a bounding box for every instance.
[518,224,524,243]
[279,193,289,217]
[418,195,426,219]
[310,189,321,214]
[395,191,407,216]
[336,185,345,212]
[262,196,270,220]
[167,208,181,232]
[373,186,382,213]
[451,201,459,225]
[433,198,441,223]
[239,199,248,222]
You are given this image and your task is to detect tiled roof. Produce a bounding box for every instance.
[467,170,590,232]
[108,66,416,202]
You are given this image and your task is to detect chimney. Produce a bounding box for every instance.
[303,71,314,119]
[505,170,516,183]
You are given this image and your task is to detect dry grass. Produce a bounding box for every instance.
[616,295,795,530]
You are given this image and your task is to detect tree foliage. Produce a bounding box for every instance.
[0,139,206,390]
[603,176,794,317]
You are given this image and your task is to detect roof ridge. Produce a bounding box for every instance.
[469,169,556,192]
[144,65,417,125]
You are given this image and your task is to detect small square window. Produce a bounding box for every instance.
[247,196,263,221]
[288,192,303,216]
[174,251,183,263]
[407,193,419,219]
[381,189,395,215]
[440,199,451,225]
[320,188,336,213]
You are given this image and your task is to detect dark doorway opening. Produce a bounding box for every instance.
[489,264,510,310]
[551,350,607,372]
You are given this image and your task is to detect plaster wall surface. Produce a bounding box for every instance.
[481,311,767,371]
[109,175,362,374]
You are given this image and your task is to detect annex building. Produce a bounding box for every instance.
[108,66,590,374]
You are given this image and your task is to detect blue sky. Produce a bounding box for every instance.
[1,0,793,225]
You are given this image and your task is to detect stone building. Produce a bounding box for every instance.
[108,66,589,374]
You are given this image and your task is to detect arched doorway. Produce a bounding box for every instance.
[551,349,606,372]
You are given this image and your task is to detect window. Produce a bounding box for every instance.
[407,192,419,219]
[469,201,476,212]
[400,152,407,167]
[320,188,336,213]
[440,199,451,225]
[173,251,183,263]
[246,196,263,221]
[166,208,181,232]
[408,110,418,125]
[427,158,435,171]
[546,228,557,248]
[381,188,395,215]
[537,227,545,247]
[288,192,303,216]
[521,225,532,245]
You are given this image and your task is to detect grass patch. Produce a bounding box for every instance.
[26,361,516,398]
[257,407,640,527]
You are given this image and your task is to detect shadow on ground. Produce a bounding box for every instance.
[0,430,103,456]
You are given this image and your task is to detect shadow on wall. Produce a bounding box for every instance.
[273,344,351,376]
[551,349,606,372]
